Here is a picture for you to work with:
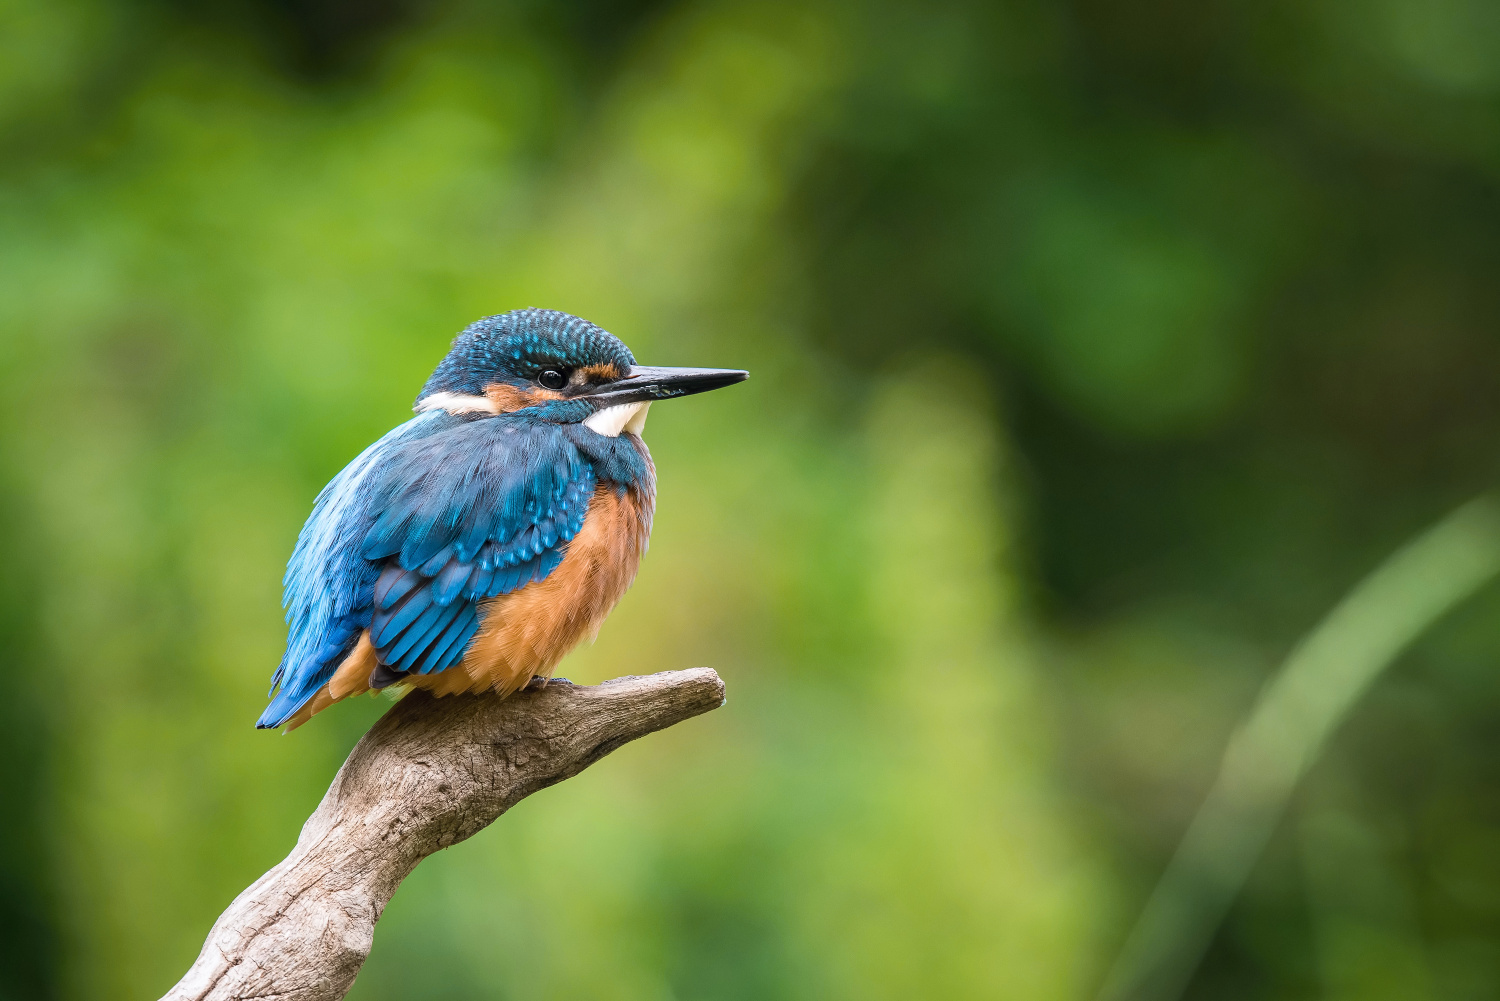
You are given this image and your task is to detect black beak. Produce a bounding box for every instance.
[582,366,748,407]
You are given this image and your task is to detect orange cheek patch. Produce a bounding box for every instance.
[574,362,627,383]
[484,383,565,413]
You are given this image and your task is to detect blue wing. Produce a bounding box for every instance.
[358,419,595,681]
[257,412,594,728]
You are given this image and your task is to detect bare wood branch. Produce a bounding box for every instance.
[161,668,726,1001]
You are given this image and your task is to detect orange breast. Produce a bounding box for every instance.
[409,474,655,698]
[278,443,656,730]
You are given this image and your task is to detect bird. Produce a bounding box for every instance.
[257,308,747,730]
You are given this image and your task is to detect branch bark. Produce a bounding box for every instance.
[161,668,726,1001]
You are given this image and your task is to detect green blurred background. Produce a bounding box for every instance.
[4,0,1500,998]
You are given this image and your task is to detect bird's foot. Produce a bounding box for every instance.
[368,662,410,690]
[524,674,572,690]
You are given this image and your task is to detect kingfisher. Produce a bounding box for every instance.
[257,308,747,730]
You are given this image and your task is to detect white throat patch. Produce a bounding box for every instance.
[584,402,650,438]
[415,392,498,415]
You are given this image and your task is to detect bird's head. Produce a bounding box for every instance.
[415,309,747,436]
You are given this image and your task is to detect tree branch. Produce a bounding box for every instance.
[161,668,726,1001]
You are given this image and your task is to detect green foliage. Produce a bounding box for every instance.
[2,1,1500,999]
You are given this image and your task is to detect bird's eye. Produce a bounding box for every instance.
[537,369,568,391]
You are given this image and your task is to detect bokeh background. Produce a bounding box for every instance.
[4,0,1500,998]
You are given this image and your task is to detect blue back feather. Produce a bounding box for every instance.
[258,407,651,728]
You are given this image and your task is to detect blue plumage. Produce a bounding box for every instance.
[418,309,634,400]
[258,308,745,729]
[258,411,613,727]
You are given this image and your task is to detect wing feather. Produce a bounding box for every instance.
[258,414,594,727]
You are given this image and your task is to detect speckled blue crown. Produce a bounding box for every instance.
[418,309,637,400]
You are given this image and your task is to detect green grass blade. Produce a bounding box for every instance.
[1098,495,1500,1001]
